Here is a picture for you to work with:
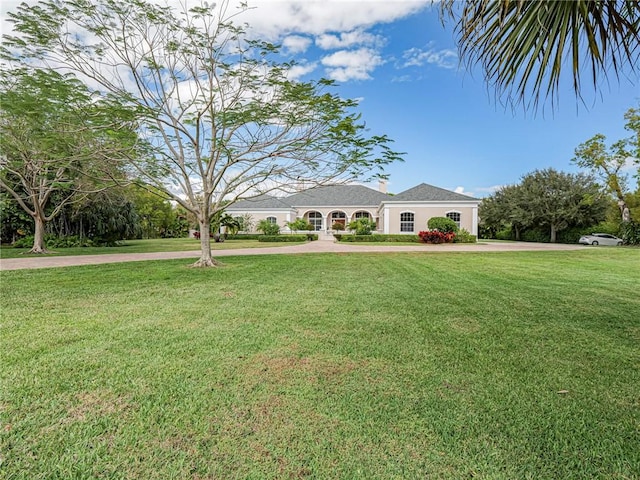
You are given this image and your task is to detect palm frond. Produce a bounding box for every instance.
[440,0,640,110]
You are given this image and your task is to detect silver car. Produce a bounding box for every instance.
[578,233,623,246]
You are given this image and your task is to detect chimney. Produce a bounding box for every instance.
[378,179,388,194]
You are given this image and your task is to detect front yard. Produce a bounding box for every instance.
[1,250,638,478]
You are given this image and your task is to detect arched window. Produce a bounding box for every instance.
[330,211,346,229]
[266,216,277,224]
[307,211,323,231]
[354,211,370,219]
[400,212,414,232]
[446,211,461,228]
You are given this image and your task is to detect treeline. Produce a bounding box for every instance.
[479,168,640,244]
[479,105,640,245]
[1,186,190,246]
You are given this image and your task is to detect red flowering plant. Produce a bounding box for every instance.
[193,231,215,239]
[418,230,456,244]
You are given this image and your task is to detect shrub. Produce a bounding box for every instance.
[427,217,459,234]
[418,230,455,244]
[331,222,345,231]
[257,220,280,235]
[520,229,549,243]
[347,218,377,235]
[287,218,314,231]
[13,234,94,249]
[12,236,34,248]
[453,229,476,243]
[258,235,308,242]
[306,234,319,241]
[621,220,640,245]
[495,227,513,240]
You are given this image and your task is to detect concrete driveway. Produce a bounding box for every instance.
[0,240,586,271]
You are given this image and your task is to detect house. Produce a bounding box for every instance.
[225,182,480,238]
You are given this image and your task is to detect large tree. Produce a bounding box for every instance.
[124,185,176,239]
[573,104,640,222]
[3,0,402,266]
[480,169,608,242]
[440,1,640,109]
[0,68,138,253]
[479,184,530,240]
[519,168,607,242]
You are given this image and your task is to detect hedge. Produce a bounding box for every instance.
[224,234,263,240]
[453,234,477,244]
[258,234,315,242]
[453,229,477,243]
[334,234,421,243]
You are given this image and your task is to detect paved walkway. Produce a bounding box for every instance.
[0,240,586,271]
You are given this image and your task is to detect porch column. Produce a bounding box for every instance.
[383,207,390,234]
[472,206,478,236]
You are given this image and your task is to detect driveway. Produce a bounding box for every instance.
[0,240,586,271]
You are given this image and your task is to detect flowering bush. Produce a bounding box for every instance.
[418,230,456,244]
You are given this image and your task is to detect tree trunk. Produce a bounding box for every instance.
[619,200,631,222]
[30,214,48,253]
[550,224,557,243]
[191,217,221,267]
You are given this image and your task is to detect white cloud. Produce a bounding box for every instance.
[316,29,382,50]
[321,48,383,82]
[282,35,312,54]
[2,1,430,39]
[453,186,474,196]
[286,62,318,80]
[473,185,504,197]
[621,156,639,172]
[475,185,503,192]
[2,0,427,85]
[391,74,415,83]
[402,45,458,69]
[238,1,429,39]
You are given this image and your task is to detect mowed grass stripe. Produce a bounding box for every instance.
[1,250,638,479]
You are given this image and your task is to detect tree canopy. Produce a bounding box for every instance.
[573,103,640,221]
[2,0,402,266]
[480,168,607,242]
[0,67,138,252]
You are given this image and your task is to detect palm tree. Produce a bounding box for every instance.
[210,212,241,241]
[440,1,640,109]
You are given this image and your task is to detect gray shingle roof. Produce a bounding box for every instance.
[391,183,478,202]
[227,183,478,211]
[285,185,389,206]
[227,195,292,210]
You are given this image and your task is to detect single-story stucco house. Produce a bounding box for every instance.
[226,182,480,239]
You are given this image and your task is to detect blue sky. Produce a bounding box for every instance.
[2,0,638,197]
[255,3,639,197]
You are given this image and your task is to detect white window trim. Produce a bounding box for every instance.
[307,210,323,231]
[445,210,462,228]
[400,210,416,233]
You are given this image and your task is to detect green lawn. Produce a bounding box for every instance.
[0,237,302,259]
[1,250,639,479]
